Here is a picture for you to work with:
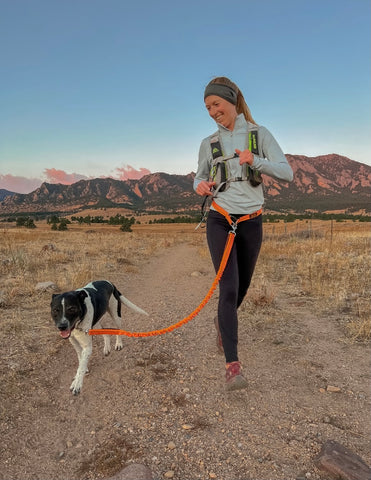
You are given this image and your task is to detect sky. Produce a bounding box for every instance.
[0,0,370,193]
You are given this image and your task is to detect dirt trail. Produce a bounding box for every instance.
[0,239,370,480]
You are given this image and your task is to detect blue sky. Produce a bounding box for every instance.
[0,0,370,193]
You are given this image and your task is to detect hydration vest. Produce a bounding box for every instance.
[209,129,263,195]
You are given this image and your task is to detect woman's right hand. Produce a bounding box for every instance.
[196,180,216,196]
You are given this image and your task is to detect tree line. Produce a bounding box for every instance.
[2,211,370,230]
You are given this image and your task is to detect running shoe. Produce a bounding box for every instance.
[225,361,248,391]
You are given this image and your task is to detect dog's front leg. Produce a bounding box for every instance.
[69,335,82,363]
[70,331,92,395]
[103,334,111,356]
[69,335,90,374]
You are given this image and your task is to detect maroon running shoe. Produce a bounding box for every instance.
[225,361,248,391]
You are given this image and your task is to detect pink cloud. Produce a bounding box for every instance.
[43,168,89,184]
[0,174,42,194]
[0,164,152,194]
[113,165,151,180]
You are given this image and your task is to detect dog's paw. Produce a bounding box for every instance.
[70,379,82,395]
[115,338,123,351]
[103,335,111,356]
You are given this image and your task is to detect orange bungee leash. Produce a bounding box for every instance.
[89,201,262,338]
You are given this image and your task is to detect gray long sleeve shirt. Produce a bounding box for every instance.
[194,114,293,215]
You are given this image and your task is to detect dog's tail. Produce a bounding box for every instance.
[119,295,149,316]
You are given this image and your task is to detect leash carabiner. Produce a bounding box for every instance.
[195,195,212,230]
[229,221,238,236]
[195,209,208,230]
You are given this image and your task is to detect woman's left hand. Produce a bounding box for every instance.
[235,149,254,166]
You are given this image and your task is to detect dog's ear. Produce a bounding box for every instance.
[51,294,58,304]
[78,290,88,302]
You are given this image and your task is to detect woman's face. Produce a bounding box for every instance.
[205,95,237,130]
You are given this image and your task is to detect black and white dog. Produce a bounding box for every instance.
[50,280,148,395]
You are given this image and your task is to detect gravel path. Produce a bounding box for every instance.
[1,239,370,480]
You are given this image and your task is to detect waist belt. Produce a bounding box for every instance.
[211,200,263,233]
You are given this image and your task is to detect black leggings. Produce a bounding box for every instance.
[206,210,263,363]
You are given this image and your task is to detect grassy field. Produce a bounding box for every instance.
[1,219,370,342]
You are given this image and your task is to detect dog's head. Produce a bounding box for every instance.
[51,290,88,339]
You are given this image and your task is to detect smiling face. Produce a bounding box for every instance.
[205,95,238,130]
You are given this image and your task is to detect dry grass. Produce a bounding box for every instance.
[0,224,189,297]
[0,219,370,342]
[256,220,371,341]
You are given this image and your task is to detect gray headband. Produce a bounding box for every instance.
[204,83,238,105]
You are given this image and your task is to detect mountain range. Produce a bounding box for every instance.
[1,154,370,215]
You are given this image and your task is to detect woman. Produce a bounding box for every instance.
[194,77,293,391]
